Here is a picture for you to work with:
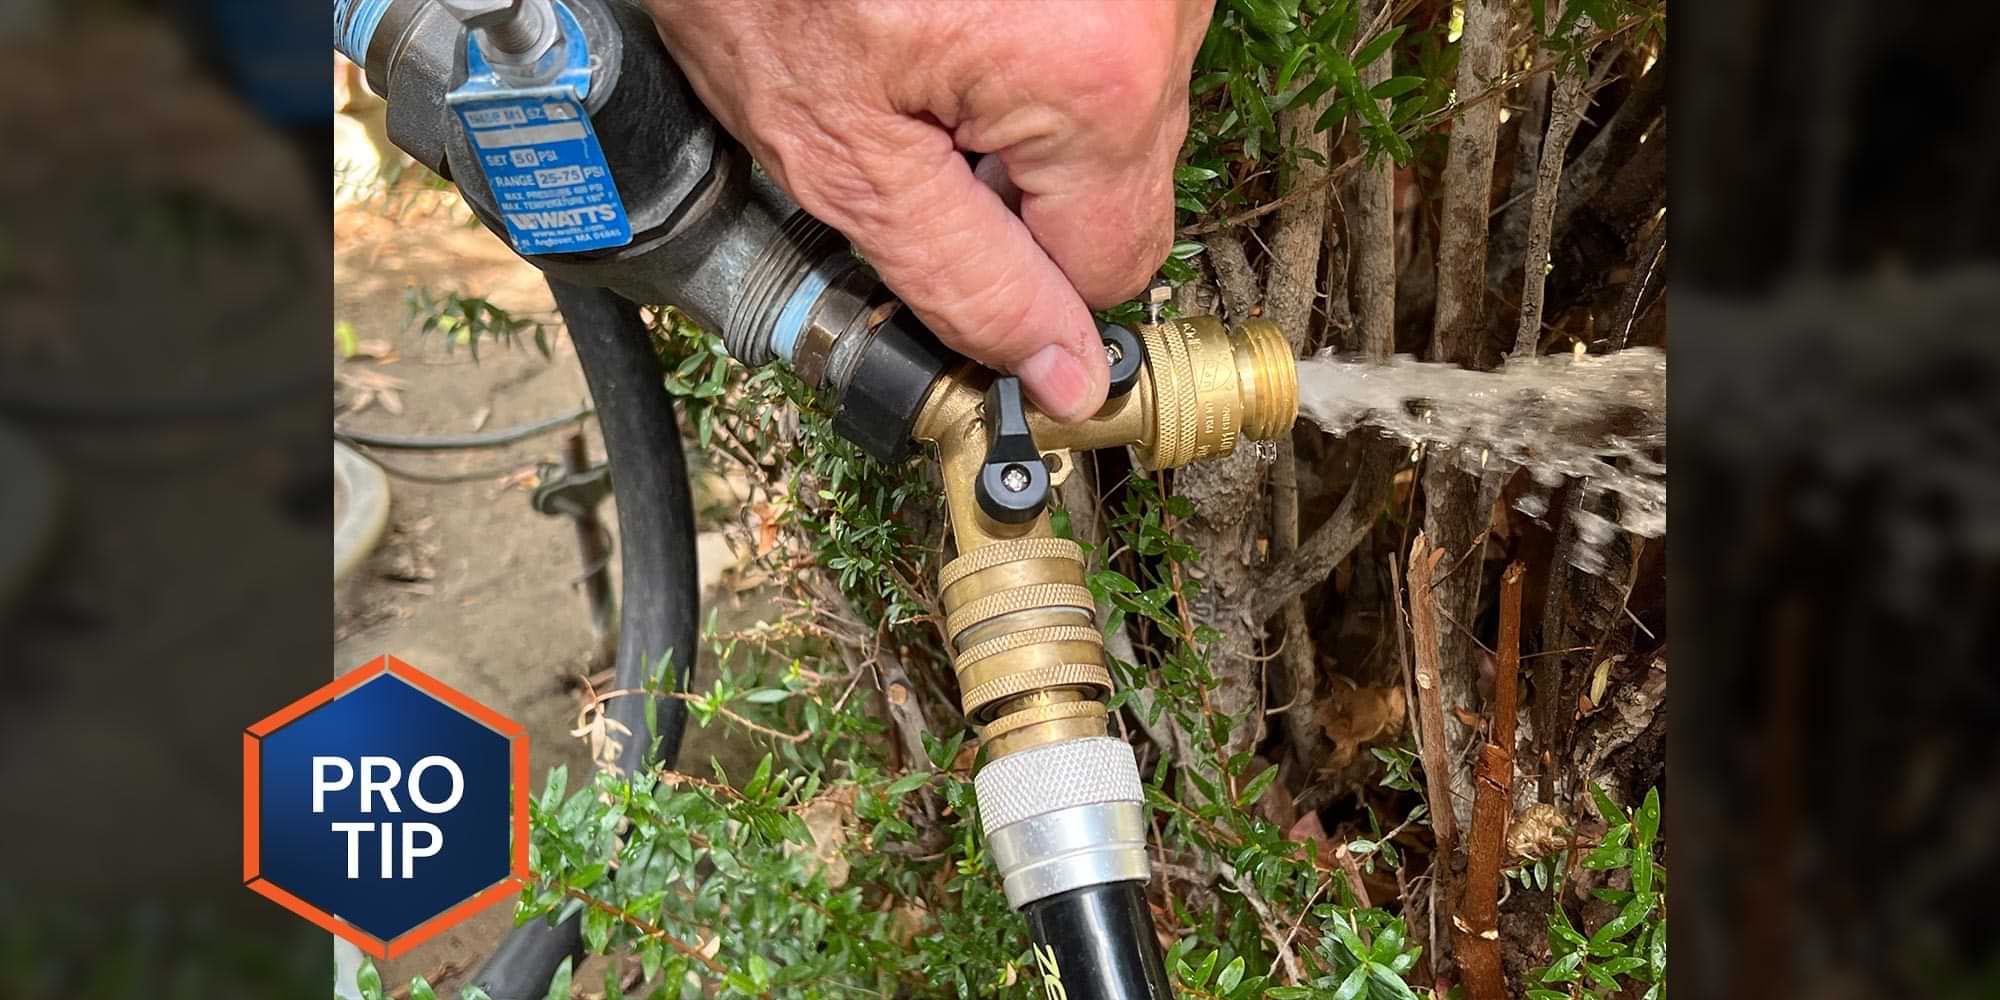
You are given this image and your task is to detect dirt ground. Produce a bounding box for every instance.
[333,170,758,993]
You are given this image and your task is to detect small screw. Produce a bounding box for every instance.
[1146,283,1171,324]
[1104,340,1124,366]
[1000,463,1032,494]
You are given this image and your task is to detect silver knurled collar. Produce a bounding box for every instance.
[974,736,1143,835]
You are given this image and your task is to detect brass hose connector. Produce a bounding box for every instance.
[915,315,1298,759]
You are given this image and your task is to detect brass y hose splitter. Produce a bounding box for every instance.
[917,316,1296,913]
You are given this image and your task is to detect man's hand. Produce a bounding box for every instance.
[647,1,1212,421]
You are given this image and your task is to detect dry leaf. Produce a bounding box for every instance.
[1287,810,1336,858]
[789,786,857,889]
[1248,755,1296,831]
[336,368,407,416]
[1506,803,1569,861]
[1315,685,1407,768]
[569,706,632,770]
[888,901,932,946]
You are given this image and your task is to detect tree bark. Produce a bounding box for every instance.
[1513,12,1600,358]
[1265,93,1335,774]
[1423,0,1506,834]
[1352,0,1398,360]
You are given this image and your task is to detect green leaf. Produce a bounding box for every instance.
[543,957,573,1000]
[1217,956,1246,993]
[1266,989,1314,1000]
[1590,782,1625,826]
[1369,75,1426,100]
[1275,43,1316,93]
[1236,765,1281,807]
[357,961,384,1000]
[1329,913,1369,962]
[1175,164,1223,185]
[540,766,569,812]
[1170,240,1207,260]
[1367,962,1422,1000]
[1588,893,1659,954]
[1541,950,1584,983]
[1331,965,1369,1000]
[582,904,612,952]
[1635,786,1661,847]
[1352,25,1406,68]
[741,688,792,704]
[407,978,438,1000]
[1192,948,1219,988]
[887,772,929,797]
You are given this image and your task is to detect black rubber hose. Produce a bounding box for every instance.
[333,406,595,451]
[468,280,698,1000]
[1021,881,1176,1000]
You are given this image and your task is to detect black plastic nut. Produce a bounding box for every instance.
[1099,321,1145,398]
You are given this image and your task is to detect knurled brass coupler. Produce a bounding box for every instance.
[939,537,1113,757]
[1133,315,1298,469]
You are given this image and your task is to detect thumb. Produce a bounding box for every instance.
[802,123,1109,422]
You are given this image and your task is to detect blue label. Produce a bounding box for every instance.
[447,1,631,255]
[452,92,632,254]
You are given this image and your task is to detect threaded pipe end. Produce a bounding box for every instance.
[1232,319,1299,441]
[722,211,847,369]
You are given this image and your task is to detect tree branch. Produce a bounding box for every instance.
[1452,563,1523,1000]
[1513,14,1607,358]
[1206,229,1262,323]
[1351,0,1399,361]
[1251,438,1396,623]
[1406,534,1459,859]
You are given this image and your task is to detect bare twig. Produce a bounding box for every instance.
[1610,207,1667,351]
[1421,0,1506,844]
[560,887,736,981]
[1513,25,1613,358]
[1219,862,1305,985]
[1405,534,1458,858]
[1271,437,1322,767]
[1452,563,1524,1000]
[1264,89,1334,772]
[1251,440,1397,622]
[581,686,809,745]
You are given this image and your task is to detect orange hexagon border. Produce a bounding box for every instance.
[243,655,531,960]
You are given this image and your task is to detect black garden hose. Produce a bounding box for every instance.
[467,279,698,1000]
[333,406,594,451]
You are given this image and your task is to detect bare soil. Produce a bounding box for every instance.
[334,184,753,994]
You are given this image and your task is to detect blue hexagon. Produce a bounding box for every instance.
[245,656,526,957]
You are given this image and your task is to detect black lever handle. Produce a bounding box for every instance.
[975,376,1051,524]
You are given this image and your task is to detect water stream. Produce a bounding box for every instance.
[1294,347,1666,572]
